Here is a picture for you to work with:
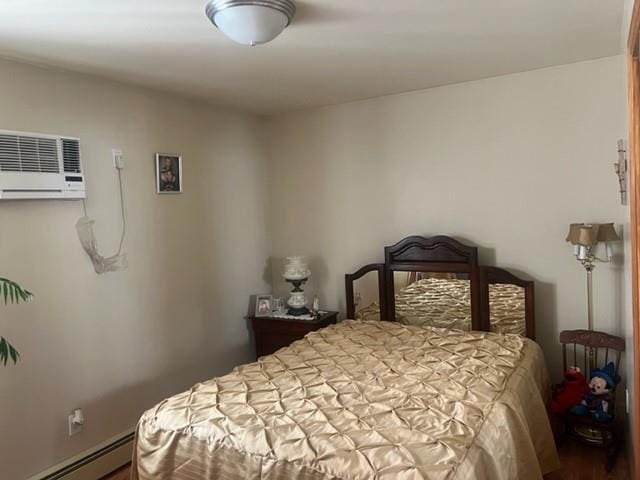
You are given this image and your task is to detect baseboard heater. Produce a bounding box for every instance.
[29,430,134,480]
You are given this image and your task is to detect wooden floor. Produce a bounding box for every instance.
[545,440,629,480]
[103,440,629,480]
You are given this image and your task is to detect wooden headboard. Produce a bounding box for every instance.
[345,235,535,340]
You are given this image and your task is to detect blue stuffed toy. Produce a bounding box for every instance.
[570,362,619,422]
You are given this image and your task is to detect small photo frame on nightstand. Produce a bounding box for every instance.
[255,295,273,317]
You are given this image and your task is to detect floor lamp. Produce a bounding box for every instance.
[566,222,620,368]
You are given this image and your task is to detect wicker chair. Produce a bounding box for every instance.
[558,329,625,472]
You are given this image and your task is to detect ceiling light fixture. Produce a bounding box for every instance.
[205,0,296,46]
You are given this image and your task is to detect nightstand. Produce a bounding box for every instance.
[249,311,338,358]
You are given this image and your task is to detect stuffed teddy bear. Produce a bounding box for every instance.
[570,362,619,422]
[550,367,588,414]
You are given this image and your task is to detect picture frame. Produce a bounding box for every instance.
[155,153,182,194]
[255,294,273,318]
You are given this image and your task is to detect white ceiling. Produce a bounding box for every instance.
[0,0,626,114]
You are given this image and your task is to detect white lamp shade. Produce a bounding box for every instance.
[209,4,291,46]
[577,245,588,260]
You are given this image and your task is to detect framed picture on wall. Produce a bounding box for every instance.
[155,153,182,194]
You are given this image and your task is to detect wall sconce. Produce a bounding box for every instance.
[565,223,621,333]
[614,139,628,206]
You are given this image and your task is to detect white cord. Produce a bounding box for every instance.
[82,167,126,254]
[116,167,126,255]
[76,162,128,274]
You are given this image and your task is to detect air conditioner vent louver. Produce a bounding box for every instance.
[62,138,81,173]
[0,129,85,200]
[0,134,60,173]
[0,135,19,172]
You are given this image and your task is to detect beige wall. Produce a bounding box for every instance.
[0,53,633,478]
[0,58,269,479]
[266,55,630,383]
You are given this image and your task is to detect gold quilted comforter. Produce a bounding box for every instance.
[132,321,558,480]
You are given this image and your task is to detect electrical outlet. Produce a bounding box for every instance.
[68,408,84,436]
[112,149,125,170]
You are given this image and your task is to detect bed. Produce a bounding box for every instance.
[132,235,558,479]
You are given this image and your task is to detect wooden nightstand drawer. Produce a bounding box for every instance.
[254,331,302,357]
[248,311,338,358]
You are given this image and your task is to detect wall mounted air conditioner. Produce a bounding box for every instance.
[0,129,85,200]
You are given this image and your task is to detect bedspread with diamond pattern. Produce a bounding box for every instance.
[132,320,559,480]
[356,279,527,335]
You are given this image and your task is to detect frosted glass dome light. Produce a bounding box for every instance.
[205,0,296,46]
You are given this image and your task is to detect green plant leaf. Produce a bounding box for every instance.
[9,343,19,364]
[0,277,33,305]
[0,278,31,367]
[0,338,8,366]
[0,338,20,366]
